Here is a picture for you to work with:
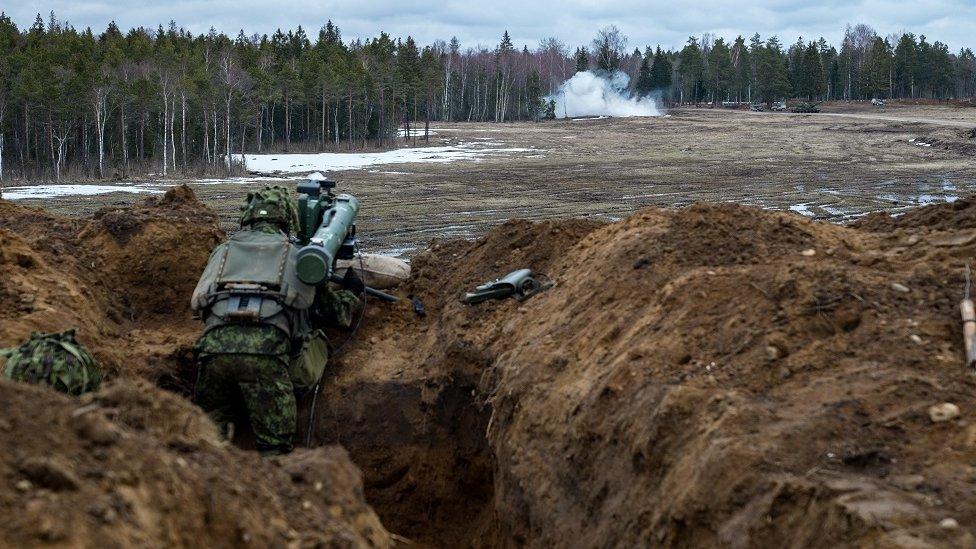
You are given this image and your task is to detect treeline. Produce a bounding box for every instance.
[0,14,974,182]
[649,24,975,105]
[0,14,563,182]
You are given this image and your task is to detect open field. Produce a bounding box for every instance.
[6,102,976,256]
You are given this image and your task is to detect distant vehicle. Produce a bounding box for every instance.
[771,101,788,111]
[749,103,765,112]
[791,102,820,113]
[871,98,886,107]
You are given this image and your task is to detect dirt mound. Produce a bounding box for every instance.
[0,378,389,547]
[86,184,223,319]
[0,185,222,381]
[409,218,604,311]
[853,197,976,232]
[325,202,976,547]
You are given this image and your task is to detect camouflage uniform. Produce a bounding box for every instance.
[191,185,359,455]
[0,329,102,395]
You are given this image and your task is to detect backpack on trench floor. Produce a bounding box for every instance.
[0,329,102,396]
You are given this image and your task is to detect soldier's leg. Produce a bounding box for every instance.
[237,357,297,455]
[194,356,238,439]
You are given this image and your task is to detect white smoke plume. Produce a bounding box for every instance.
[551,70,661,118]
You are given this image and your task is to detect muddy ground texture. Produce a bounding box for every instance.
[4,185,976,547]
[13,102,976,257]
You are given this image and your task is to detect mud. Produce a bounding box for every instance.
[5,187,976,546]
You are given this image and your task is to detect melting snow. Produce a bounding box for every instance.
[235,143,534,174]
[397,127,438,137]
[1,184,164,200]
[1,175,295,201]
[6,142,537,200]
[789,203,815,217]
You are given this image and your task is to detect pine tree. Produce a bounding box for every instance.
[678,37,705,103]
[893,33,918,97]
[574,47,589,73]
[499,30,513,53]
[956,48,976,98]
[526,70,543,120]
[800,42,826,100]
[544,98,556,120]
[754,36,790,104]
[706,38,733,102]
[731,36,751,102]
[862,36,892,99]
[635,55,653,97]
[649,46,673,99]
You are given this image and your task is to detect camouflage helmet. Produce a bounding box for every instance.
[239,185,300,234]
[0,329,103,396]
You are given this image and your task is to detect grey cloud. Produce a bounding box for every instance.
[7,0,975,51]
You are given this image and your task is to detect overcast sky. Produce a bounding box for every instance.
[7,1,976,52]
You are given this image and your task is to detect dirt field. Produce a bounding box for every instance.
[8,102,976,256]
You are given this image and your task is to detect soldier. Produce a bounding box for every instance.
[0,329,103,395]
[190,185,361,455]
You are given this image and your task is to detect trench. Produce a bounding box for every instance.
[161,336,497,546]
[305,368,496,546]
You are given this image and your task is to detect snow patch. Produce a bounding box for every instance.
[234,143,535,174]
[2,184,164,200]
[397,127,437,137]
[789,203,815,217]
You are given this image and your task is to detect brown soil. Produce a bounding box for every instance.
[0,185,223,386]
[0,377,389,547]
[853,196,976,232]
[327,201,976,547]
[0,189,390,547]
[314,218,604,544]
[5,190,976,547]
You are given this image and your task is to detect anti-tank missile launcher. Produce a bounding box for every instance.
[295,176,397,302]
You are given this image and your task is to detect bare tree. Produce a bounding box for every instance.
[538,37,568,94]
[592,25,627,73]
[218,48,250,173]
[92,64,113,179]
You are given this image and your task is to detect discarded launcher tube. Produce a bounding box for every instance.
[962,265,976,368]
[463,268,552,304]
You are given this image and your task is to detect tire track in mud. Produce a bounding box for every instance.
[353,170,976,253]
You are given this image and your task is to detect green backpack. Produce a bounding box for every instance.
[0,330,103,396]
